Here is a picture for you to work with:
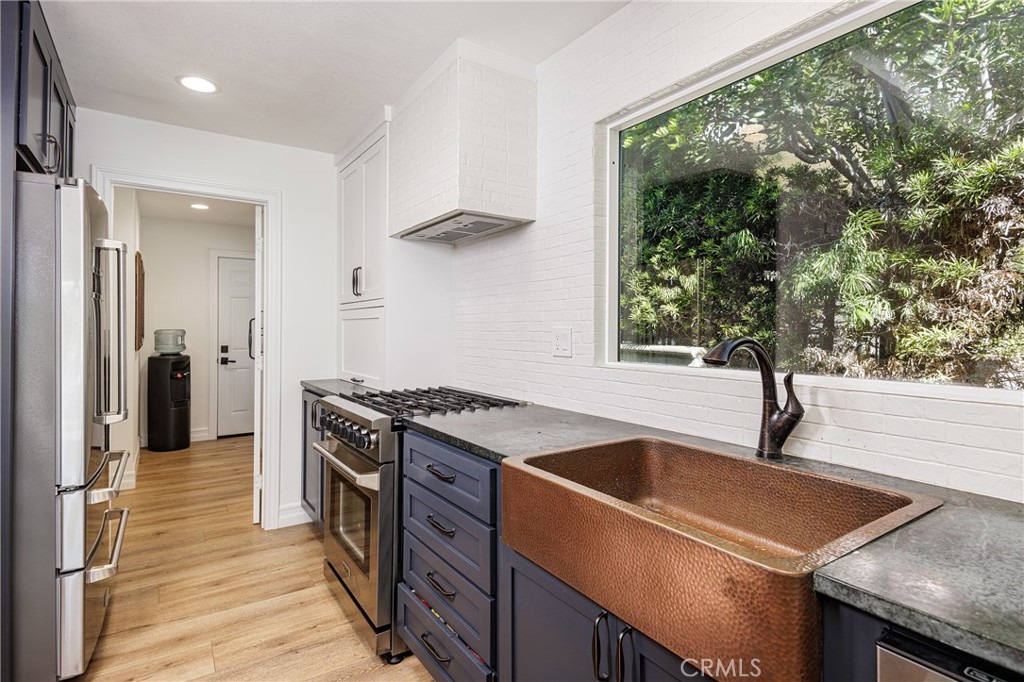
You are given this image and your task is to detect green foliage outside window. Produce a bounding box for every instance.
[618,0,1024,388]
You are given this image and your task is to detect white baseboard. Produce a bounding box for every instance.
[276,502,313,529]
[191,428,213,442]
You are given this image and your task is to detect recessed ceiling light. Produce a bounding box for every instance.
[191,203,209,210]
[176,75,219,94]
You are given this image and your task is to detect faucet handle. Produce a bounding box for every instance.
[782,372,805,418]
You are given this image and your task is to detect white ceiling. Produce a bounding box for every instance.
[136,189,256,227]
[42,1,626,153]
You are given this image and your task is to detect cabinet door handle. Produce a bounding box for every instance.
[43,134,62,175]
[425,463,456,484]
[349,377,365,384]
[419,632,451,666]
[425,571,457,600]
[616,626,635,682]
[592,611,610,682]
[311,399,321,429]
[351,267,357,296]
[425,513,456,537]
[354,266,363,296]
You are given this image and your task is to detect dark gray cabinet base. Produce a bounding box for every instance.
[499,543,710,682]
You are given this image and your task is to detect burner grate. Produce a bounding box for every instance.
[346,386,523,418]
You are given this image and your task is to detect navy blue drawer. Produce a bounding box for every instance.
[405,432,498,524]
[405,479,495,593]
[405,531,495,665]
[397,583,493,682]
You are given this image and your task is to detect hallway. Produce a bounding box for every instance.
[83,436,430,681]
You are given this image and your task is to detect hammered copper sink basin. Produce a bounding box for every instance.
[501,437,942,682]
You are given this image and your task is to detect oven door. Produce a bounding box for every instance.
[314,439,393,628]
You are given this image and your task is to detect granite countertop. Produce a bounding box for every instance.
[403,403,1024,673]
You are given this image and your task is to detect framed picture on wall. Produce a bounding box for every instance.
[135,251,145,351]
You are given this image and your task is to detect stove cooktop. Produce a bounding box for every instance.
[344,386,526,419]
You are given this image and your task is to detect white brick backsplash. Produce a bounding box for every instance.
[444,1,1024,503]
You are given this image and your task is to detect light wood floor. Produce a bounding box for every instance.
[82,436,432,682]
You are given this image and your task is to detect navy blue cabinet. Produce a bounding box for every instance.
[300,390,324,528]
[499,543,709,682]
[399,432,500,681]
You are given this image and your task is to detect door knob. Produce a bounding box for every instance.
[220,357,237,365]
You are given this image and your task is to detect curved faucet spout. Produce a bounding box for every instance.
[703,337,804,460]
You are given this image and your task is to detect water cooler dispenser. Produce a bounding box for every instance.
[148,354,191,451]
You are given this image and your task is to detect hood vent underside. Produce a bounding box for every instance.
[400,211,525,244]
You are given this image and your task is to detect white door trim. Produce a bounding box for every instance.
[92,165,284,530]
[208,250,256,442]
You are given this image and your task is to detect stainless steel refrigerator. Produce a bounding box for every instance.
[11,173,131,680]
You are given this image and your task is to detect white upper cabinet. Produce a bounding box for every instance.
[387,44,537,241]
[339,136,386,305]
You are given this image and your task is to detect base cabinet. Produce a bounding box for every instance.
[499,543,711,682]
[399,432,500,681]
[300,390,324,528]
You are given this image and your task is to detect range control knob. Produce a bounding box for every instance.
[356,428,370,449]
[366,431,379,449]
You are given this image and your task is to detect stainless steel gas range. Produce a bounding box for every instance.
[314,387,525,662]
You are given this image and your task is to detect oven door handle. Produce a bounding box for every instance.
[313,442,379,492]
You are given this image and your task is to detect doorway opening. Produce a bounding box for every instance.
[104,175,271,527]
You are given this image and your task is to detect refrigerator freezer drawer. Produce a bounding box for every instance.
[57,451,128,572]
[57,507,129,680]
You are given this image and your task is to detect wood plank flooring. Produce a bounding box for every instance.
[82,436,432,682]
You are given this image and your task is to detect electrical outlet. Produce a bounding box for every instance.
[552,326,573,358]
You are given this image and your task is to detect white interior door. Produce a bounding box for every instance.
[217,256,255,437]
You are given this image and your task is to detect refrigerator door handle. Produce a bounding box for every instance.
[93,239,128,425]
[86,451,129,504]
[86,508,129,583]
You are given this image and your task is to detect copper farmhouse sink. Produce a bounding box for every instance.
[501,437,942,682]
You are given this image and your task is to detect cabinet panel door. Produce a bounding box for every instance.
[300,391,324,528]
[338,155,364,305]
[338,136,385,305]
[18,5,51,172]
[358,138,385,302]
[48,78,67,175]
[625,629,714,682]
[499,543,614,682]
[337,306,384,388]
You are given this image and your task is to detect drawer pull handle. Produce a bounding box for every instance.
[420,632,451,666]
[426,463,456,484]
[426,571,457,600]
[426,514,456,537]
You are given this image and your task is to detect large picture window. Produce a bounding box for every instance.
[617,1,1024,389]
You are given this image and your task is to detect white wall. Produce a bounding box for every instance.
[138,217,254,444]
[75,109,337,527]
[109,187,141,486]
[451,1,1024,502]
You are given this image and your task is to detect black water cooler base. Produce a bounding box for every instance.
[149,354,191,452]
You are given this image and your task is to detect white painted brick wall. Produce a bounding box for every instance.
[389,61,461,235]
[451,0,1024,503]
[389,57,537,235]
